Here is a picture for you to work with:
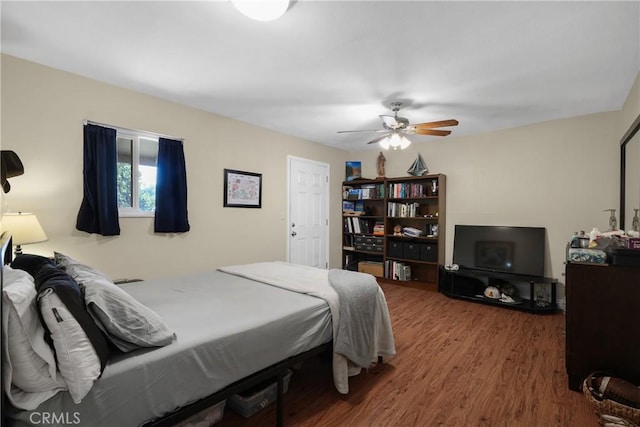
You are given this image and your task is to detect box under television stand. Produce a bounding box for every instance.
[439,267,558,314]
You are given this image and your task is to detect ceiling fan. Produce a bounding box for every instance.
[338,102,459,149]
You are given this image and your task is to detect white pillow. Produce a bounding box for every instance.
[37,288,101,404]
[2,266,67,410]
[55,252,175,352]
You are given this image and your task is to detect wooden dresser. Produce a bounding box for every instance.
[565,262,640,391]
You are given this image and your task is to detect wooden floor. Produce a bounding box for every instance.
[217,283,598,427]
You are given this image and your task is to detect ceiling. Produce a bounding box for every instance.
[1,1,639,152]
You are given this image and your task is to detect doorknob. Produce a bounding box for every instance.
[291,231,297,237]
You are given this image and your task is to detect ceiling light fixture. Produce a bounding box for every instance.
[381,132,411,150]
[231,0,291,22]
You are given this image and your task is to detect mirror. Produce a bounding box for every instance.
[620,114,640,231]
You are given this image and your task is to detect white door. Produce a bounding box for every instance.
[287,156,329,268]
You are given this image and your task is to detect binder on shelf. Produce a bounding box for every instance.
[344,217,352,233]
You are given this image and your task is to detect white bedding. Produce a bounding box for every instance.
[6,268,332,427]
[5,260,395,426]
[218,261,396,394]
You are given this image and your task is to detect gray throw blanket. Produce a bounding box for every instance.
[328,269,380,367]
[218,262,396,393]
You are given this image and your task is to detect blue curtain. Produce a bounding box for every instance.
[76,124,120,236]
[154,138,190,233]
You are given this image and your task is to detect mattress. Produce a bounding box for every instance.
[6,270,332,427]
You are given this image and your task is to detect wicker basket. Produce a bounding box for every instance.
[583,373,640,427]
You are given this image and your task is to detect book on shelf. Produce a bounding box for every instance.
[385,260,412,281]
[347,188,362,200]
[353,217,361,233]
[373,221,384,236]
[389,182,426,199]
[344,217,352,233]
[387,202,420,217]
[344,216,375,234]
[360,184,384,199]
[343,183,385,200]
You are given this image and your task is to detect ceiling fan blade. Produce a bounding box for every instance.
[366,134,390,145]
[413,119,459,129]
[414,129,452,136]
[380,115,398,129]
[337,129,387,134]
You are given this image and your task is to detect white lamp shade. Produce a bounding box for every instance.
[0,212,48,246]
[399,135,412,150]
[231,0,290,21]
[381,133,411,150]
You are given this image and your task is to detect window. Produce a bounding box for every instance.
[116,131,159,217]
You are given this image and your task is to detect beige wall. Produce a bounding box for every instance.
[2,54,638,306]
[0,54,348,279]
[351,72,639,305]
[620,73,640,137]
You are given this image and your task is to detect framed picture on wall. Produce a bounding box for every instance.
[345,161,362,181]
[223,169,262,208]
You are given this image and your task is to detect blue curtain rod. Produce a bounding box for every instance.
[83,119,184,142]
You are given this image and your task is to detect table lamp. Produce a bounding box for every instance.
[0,212,48,256]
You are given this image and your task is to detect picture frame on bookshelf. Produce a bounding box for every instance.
[223,169,262,208]
[345,161,362,181]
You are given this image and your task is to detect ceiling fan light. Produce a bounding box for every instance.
[399,135,411,150]
[231,0,291,21]
[379,136,391,150]
[388,133,403,149]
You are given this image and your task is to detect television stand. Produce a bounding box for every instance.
[439,267,558,313]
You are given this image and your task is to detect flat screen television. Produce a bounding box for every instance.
[453,225,546,277]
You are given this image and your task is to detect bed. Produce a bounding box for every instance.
[0,232,395,426]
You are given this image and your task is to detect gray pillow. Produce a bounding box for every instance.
[54,252,175,352]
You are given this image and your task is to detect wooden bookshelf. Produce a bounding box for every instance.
[342,174,446,290]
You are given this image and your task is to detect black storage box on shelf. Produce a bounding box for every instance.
[228,370,292,418]
[607,248,640,267]
[404,242,420,260]
[420,243,438,262]
[354,235,365,245]
[388,241,404,258]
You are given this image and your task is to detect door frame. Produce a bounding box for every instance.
[286,155,331,267]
